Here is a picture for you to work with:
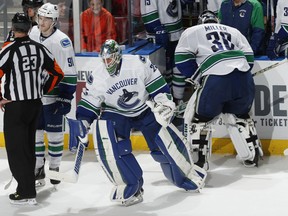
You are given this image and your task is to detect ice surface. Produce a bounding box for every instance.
[1,148,288,216]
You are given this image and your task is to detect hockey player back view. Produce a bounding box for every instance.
[175,10,263,168]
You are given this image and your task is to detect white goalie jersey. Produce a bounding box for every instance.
[78,55,168,117]
[175,23,254,76]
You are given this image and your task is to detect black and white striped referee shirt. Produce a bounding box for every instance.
[0,36,64,101]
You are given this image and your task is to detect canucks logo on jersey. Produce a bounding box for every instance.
[166,0,178,17]
[117,89,140,109]
[61,38,71,48]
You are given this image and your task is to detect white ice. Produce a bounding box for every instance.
[1,148,288,216]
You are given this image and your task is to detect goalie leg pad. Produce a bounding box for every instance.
[189,121,212,170]
[153,124,206,191]
[95,120,143,202]
[183,88,198,139]
[223,113,263,167]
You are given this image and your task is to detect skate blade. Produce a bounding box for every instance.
[35,179,46,188]
[122,195,143,207]
[243,161,257,168]
[10,198,37,206]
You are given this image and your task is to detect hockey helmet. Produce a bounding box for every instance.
[21,0,44,8]
[12,12,31,33]
[99,39,122,76]
[37,3,59,22]
[198,10,219,24]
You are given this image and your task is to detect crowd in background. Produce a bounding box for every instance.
[4,0,285,58]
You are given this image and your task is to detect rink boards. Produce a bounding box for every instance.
[0,56,288,155]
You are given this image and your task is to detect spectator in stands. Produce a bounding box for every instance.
[49,0,73,40]
[218,0,265,55]
[80,0,117,52]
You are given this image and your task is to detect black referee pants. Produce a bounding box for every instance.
[4,99,42,198]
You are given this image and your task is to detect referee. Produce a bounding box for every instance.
[0,13,64,205]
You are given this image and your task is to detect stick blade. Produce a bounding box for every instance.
[46,170,78,183]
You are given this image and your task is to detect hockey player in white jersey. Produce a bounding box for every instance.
[68,39,206,206]
[267,0,288,59]
[140,0,186,104]
[175,10,263,168]
[29,3,77,187]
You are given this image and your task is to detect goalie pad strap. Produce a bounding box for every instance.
[192,139,208,145]
[246,135,258,143]
[189,121,212,169]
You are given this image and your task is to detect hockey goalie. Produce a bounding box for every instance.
[175,10,263,169]
[65,39,207,206]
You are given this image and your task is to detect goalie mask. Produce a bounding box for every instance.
[198,10,219,24]
[12,12,31,33]
[99,39,122,76]
[37,3,59,27]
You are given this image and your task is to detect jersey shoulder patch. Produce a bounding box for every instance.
[60,38,71,48]
[139,55,146,63]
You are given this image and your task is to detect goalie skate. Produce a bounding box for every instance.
[121,188,144,207]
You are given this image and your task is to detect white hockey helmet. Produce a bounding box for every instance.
[99,39,122,76]
[198,10,219,24]
[37,3,59,22]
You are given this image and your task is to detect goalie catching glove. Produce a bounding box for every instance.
[66,117,90,153]
[146,93,176,127]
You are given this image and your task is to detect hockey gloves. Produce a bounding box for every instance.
[54,97,72,115]
[66,117,90,153]
[154,25,169,49]
[267,34,280,60]
[147,93,176,127]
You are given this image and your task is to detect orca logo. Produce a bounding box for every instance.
[239,10,246,18]
[117,89,140,109]
[87,73,94,85]
[166,0,178,17]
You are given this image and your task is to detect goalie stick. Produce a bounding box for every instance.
[46,139,86,183]
[252,58,288,77]
[4,176,13,190]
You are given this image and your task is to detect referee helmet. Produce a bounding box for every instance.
[12,12,31,33]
